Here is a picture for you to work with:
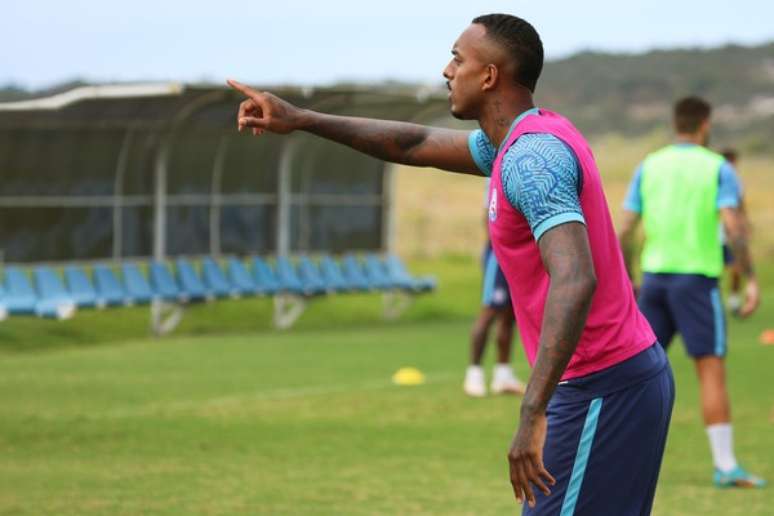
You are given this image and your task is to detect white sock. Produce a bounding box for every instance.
[493,363,517,382]
[706,423,738,472]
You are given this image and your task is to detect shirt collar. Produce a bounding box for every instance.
[498,107,541,154]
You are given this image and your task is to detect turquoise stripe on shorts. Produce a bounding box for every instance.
[560,397,604,516]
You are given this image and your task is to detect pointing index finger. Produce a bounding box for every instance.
[227,79,258,98]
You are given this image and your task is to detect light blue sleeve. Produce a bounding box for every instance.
[717,161,741,209]
[500,134,585,241]
[468,129,496,177]
[623,164,644,213]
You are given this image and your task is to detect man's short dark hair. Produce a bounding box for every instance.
[472,14,543,93]
[673,96,712,133]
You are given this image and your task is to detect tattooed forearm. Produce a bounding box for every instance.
[618,211,641,282]
[521,223,597,417]
[721,207,756,279]
[298,111,479,174]
[302,112,426,163]
[620,236,637,281]
[728,235,755,278]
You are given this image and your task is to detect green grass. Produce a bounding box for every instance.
[0,257,772,515]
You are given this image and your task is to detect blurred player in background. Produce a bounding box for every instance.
[620,97,764,488]
[720,148,746,315]
[465,178,526,397]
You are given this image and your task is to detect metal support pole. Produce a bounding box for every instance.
[382,163,397,256]
[210,136,228,257]
[153,137,170,261]
[151,136,173,336]
[112,128,134,260]
[276,138,297,257]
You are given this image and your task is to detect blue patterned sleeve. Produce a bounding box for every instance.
[717,161,741,209]
[468,129,496,177]
[501,134,585,241]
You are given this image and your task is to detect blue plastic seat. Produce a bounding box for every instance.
[385,255,436,292]
[226,257,257,296]
[341,255,371,291]
[250,257,280,295]
[3,266,37,315]
[363,254,396,290]
[176,258,210,302]
[150,262,184,302]
[297,256,329,294]
[33,266,77,319]
[121,263,155,305]
[275,256,312,295]
[202,257,236,298]
[318,256,351,292]
[64,265,102,308]
[93,265,129,306]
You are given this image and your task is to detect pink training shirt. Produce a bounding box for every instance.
[488,110,655,380]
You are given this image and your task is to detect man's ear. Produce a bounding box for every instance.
[482,63,499,92]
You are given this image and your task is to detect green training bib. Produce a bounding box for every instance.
[639,144,724,277]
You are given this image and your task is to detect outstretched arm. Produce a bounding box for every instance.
[227,79,481,175]
[508,222,597,507]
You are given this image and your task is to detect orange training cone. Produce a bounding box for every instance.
[760,330,774,345]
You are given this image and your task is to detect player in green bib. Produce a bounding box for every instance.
[619,96,764,488]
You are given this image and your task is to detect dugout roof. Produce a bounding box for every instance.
[0,83,450,263]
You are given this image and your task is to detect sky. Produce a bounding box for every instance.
[2,0,773,90]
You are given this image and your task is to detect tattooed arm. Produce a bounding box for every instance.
[507,222,597,507]
[720,206,759,317]
[227,79,481,175]
[527,222,597,412]
[619,164,644,284]
[618,210,641,283]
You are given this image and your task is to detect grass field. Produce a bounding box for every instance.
[0,258,772,515]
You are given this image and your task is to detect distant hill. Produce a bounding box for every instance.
[3,42,773,152]
[537,42,774,152]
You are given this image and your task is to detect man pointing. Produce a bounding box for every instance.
[229,14,674,514]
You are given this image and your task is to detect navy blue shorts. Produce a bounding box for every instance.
[523,344,674,516]
[638,273,727,358]
[482,244,510,309]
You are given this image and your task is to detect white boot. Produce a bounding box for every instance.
[463,365,487,397]
[491,363,526,395]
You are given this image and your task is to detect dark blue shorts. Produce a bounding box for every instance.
[638,273,727,358]
[523,344,674,516]
[482,244,510,309]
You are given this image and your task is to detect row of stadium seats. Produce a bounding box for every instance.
[0,254,436,323]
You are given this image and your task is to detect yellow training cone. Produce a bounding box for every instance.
[392,367,425,386]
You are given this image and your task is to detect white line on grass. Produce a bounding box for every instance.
[7,372,460,421]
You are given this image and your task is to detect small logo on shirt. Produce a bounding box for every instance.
[488,188,497,222]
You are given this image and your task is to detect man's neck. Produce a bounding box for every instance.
[675,133,704,145]
[479,93,535,149]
